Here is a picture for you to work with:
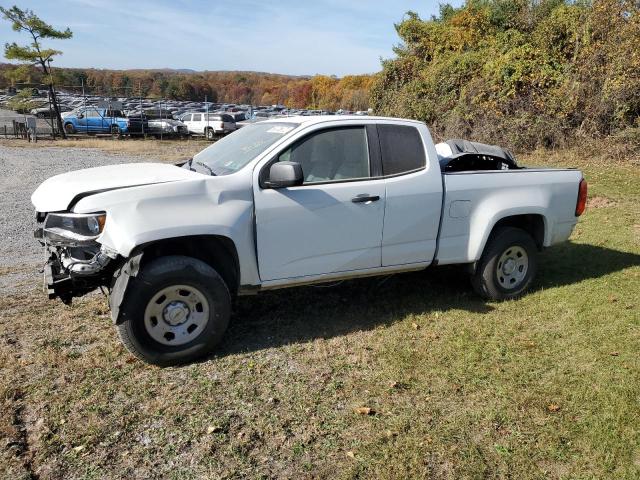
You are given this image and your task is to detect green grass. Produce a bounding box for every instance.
[1,145,638,479]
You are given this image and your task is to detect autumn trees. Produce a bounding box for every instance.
[370,0,640,150]
[0,64,374,111]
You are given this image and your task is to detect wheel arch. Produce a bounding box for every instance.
[110,235,240,325]
[473,213,547,265]
[134,234,240,295]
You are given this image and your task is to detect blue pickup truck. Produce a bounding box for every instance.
[62,107,144,136]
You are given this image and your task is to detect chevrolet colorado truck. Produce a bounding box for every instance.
[31,116,587,366]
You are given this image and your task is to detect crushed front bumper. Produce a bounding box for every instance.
[43,250,108,304]
[38,239,116,305]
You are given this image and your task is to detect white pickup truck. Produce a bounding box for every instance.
[32,116,587,366]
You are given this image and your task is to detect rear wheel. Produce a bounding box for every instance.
[115,256,231,366]
[471,227,537,301]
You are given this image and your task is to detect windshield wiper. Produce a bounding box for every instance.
[193,160,216,176]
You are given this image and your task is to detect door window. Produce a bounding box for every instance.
[378,125,425,176]
[275,127,369,184]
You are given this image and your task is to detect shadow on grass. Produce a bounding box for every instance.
[535,242,640,290]
[217,243,640,357]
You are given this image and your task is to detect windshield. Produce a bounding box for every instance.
[192,122,298,175]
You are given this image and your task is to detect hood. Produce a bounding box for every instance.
[32,162,204,212]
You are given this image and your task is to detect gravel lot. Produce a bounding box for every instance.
[0,107,54,135]
[0,144,144,292]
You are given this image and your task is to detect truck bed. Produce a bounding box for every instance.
[436,167,583,265]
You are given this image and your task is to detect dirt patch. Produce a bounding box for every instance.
[587,196,617,209]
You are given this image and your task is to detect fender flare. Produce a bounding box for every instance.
[109,252,143,324]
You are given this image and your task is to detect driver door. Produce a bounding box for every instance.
[254,126,385,282]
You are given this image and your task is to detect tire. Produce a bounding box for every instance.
[205,128,216,141]
[115,255,231,366]
[471,227,538,301]
[64,123,76,134]
[111,125,122,138]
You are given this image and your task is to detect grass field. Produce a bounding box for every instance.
[1,141,638,479]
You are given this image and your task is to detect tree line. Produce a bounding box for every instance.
[0,63,374,111]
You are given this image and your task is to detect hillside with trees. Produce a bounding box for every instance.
[370,0,640,149]
[0,63,374,111]
[2,0,638,150]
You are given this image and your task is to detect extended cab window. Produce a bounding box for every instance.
[277,127,369,184]
[378,125,425,176]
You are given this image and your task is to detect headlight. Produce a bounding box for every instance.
[43,212,106,246]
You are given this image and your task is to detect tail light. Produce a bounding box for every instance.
[575,178,587,216]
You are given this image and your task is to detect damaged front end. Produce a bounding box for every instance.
[35,211,118,304]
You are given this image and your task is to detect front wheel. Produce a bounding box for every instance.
[205,128,216,141]
[115,256,231,366]
[64,123,76,134]
[111,124,123,138]
[471,227,538,301]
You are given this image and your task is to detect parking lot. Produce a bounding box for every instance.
[0,89,370,139]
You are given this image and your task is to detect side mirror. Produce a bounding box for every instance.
[77,114,84,119]
[266,161,303,188]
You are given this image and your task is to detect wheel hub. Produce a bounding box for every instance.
[496,246,528,289]
[143,285,210,346]
[163,301,190,326]
[502,258,516,275]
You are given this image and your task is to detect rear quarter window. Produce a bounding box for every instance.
[378,124,426,176]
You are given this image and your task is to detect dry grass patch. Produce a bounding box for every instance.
[0,137,209,163]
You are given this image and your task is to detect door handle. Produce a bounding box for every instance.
[351,194,380,203]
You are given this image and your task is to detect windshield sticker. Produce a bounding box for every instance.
[266,126,294,134]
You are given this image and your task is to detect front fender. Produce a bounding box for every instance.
[72,173,260,286]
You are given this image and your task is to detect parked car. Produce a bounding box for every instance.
[62,107,144,136]
[145,118,189,138]
[30,104,73,118]
[31,116,587,365]
[180,112,236,140]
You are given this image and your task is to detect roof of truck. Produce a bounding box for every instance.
[261,115,424,126]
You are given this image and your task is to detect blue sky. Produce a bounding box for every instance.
[0,0,461,76]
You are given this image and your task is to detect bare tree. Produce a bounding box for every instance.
[1,5,72,138]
